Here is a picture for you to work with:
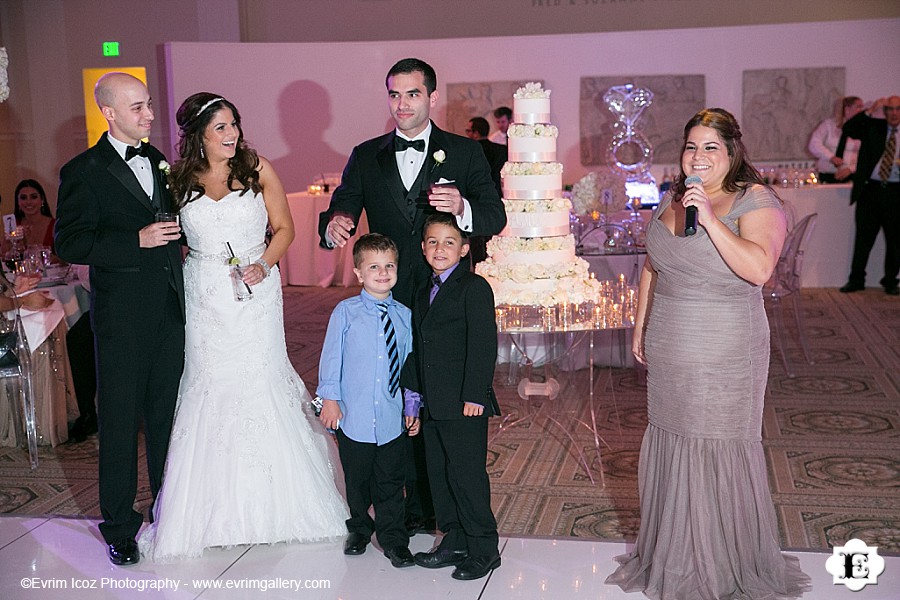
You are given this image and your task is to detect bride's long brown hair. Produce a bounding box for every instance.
[170,93,260,208]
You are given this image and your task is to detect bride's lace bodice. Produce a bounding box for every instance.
[180,190,268,256]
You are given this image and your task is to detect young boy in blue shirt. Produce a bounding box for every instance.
[317,233,420,568]
[401,213,501,581]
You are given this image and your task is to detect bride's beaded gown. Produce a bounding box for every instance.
[139,190,348,562]
[606,186,809,599]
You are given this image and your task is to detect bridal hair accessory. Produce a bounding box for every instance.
[196,97,224,117]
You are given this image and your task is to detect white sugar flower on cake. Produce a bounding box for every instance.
[487,234,574,254]
[502,162,564,176]
[514,82,550,99]
[478,257,591,283]
[508,123,558,138]
[503,198,572,213]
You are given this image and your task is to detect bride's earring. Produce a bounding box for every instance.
[200,145,205,159]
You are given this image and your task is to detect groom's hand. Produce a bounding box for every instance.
[428,184,464,216]
[325,215,355,248]
[140,222,181,248]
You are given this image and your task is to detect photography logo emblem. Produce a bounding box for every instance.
[825,538,885,591]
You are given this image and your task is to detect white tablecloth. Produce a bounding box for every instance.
[280,192,369,287]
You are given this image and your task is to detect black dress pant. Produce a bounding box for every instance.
[337,428,409,550]
[423,417,498,557]
[95,288,184,544]
[65,312,97,424]
[848,180,900,288]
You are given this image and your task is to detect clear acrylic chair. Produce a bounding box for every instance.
[764,212,817,378]
[0,312,38,469]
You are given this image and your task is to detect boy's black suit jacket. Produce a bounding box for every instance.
[401,266,500,420]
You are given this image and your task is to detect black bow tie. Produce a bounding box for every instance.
[393,136,425,153]
[125,143,149,161]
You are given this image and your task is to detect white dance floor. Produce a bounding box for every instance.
[1,515,897,599]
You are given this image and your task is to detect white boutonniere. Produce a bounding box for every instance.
[433,149,446,165]
[158,160,171,175]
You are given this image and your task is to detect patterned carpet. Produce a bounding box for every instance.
[1,286,897,553]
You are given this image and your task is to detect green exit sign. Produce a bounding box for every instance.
[102,42,120,57]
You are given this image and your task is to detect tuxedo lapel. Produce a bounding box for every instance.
[99,134,155,215]
[423,266,464,322]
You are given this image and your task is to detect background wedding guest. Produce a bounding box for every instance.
[55,72,186,567]
[838,95,900,296]
[318,58,506,536]
[606,108,810,598]
[807,96,863,183]
[489,106,512,145]
[3,179,56,257]
[465,116,506,264]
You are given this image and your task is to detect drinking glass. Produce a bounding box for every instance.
[231,265,252,302]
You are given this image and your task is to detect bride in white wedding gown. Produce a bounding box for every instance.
[139,94,348,562]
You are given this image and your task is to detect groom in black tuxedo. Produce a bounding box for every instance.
[55,72,185,566]
[318,57,506,307]
[319,58,506,532]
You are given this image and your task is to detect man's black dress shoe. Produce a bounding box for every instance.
[384,546,415,568]
[343,532,369,555]
[451,554,501,580]
[405,515,437,535]
[840,282,865,293]
[885,286,899,296]
[107,538,140,566]
[414,546,468,568]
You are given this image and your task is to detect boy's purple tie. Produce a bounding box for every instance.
[377,302,400,397]
[429,274,442,305]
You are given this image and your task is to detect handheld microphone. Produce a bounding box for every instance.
[683,175,701,236]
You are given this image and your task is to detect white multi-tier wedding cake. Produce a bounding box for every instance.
[476,83,601,307]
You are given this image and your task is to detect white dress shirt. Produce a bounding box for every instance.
[106,133,153,197]
[807,117,859,175]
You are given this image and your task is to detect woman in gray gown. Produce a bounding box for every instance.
[606,108,810,599]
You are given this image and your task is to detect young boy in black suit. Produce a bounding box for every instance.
[401,212,501,581]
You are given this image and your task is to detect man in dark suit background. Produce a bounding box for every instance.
[55,72,185,566]
[318,58,506,533]
[465,116,507,264]
[838,95,900,295]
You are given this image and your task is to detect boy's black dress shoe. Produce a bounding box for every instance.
[107,538,140,566]
[384,546,415,568]
[414,546,468,568]
[840,282,865,293]
[885,286,899,296]
[343,532,369,555]
[451,554,501,580]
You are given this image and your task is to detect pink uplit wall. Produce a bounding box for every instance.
[164,19,899,194]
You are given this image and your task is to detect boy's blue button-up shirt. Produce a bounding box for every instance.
[317,289,417,445]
